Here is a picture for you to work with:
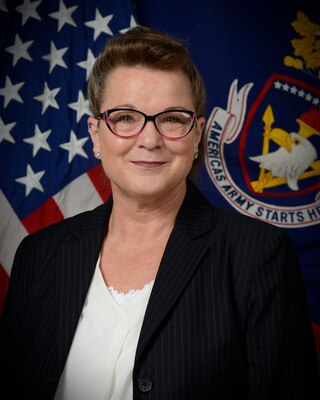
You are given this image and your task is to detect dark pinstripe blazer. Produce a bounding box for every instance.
[1,181,319,399]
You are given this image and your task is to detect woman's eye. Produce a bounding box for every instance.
[120,114,134,121]
[163,115,181,123]
[114,114,135,123]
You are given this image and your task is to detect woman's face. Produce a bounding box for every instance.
[88,66,205,203]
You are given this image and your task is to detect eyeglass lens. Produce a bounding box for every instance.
[107,110,194,138]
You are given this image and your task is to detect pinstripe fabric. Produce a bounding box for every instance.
[1,182,319,399]
[0,202,110,399]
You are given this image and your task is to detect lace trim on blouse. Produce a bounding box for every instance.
[108,281,155,306]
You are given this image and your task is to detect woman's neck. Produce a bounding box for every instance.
[108,183,186,243]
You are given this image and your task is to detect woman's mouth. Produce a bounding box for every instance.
[131,161,167,168]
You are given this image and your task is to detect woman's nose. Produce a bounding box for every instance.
[136,120,163,148]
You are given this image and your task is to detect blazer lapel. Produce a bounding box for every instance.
[54,182,213,372]
[56,200,112,373]
[135,182,213,363]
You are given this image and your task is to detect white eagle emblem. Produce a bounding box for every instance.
[250,129,318,191]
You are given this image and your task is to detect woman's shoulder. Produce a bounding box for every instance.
[19,201,110,251]
[190,181,287,239]
[186,181,290,247]
[208,205,299,273]
[213,205,283,233]
[211,205,291,249]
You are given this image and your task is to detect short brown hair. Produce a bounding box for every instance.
[87,26,206,118]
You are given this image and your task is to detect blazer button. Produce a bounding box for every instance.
[138,377,153,392]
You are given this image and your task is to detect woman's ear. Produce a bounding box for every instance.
[87,116,100,154]
[195,116,205,148]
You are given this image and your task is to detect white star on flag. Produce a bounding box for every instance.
[23,124,52,157]
[49,0,77,32]
[85,9,113,40]
[16,0,41,26]
[6,34,33,67]
[0,118,16,144]
[34,82,60,115]
[60,131,89,163]
[15,164,45,196]
[68,91,91,123]
[42,41,68,73]
[119,15,138,34]
[0,76,24,108]
[77,49,95,80]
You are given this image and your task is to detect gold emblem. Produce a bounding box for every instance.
[284,11,320,80]
[250,106,320,192]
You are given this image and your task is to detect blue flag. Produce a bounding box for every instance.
[134,0,320,351]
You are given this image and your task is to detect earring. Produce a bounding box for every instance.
[88,124,92,133]
[194,151,199,160]
[94,151,100,159]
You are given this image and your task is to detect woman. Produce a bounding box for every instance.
[1,26,319,399]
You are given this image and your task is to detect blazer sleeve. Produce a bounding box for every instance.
[0,231,59,399]
[0,232,43,378]
[0,237,29,395]
[245,228,319,398]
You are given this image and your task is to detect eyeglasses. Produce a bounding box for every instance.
[97,108,197,140]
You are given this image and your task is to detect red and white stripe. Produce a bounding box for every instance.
[0,164,110,313]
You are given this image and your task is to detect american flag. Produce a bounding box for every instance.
[0,0,138,312]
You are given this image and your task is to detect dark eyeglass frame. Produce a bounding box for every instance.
[96,108,197,140]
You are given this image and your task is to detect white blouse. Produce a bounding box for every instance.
[54,257,154,400]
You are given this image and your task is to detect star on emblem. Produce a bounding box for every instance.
[49,0,77,32]
[77,49,95,80]
[0,76,24,108]
[15,164,45,196]
[274,81,282,89]
[34,82,60,114]
[305,93,313,102]
[85,9,113,40]
[282,83,290,92]
[23,124,52,156]
[312,97,319,106]
[68,91,91,123]
[16,0,41,26]
[6,34,33,66]
[42,41,68,73]
[0,117,16,144]
[290,86,298,95]
[60,130,89,163]
[119,15,138,34]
